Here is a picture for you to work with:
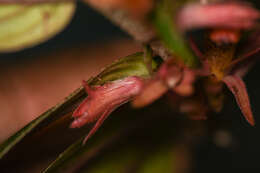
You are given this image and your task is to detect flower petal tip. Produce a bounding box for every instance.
[246,116,255,126]
[223,75,255,127]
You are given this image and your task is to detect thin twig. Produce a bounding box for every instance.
[82,0,173,60]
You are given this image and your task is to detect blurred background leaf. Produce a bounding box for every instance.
[0,2,75,52]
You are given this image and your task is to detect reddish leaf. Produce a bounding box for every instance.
[223,75,255,126]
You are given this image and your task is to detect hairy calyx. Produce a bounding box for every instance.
[71,76,144,143]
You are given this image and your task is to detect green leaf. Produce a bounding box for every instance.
[90,52,158,85]
[0,52,160,159]
[43,121,138,173]
[152,0,199,67]
[86,149,139,173]
[43,103,181,173]
[0,2,75,52]
[136,147,175,173]
[0,87,84,159]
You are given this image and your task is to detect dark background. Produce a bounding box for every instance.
[1,1,260,173]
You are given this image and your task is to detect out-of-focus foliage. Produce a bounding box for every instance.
[0,2,75,52]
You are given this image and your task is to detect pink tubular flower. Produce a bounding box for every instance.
[177,2,259,31]
[70,76,143,143]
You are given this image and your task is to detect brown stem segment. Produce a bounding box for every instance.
[82,0,175,61]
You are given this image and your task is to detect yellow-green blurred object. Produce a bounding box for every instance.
[0,3,75,53]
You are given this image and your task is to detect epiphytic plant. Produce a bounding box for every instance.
[0,0,259,172]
